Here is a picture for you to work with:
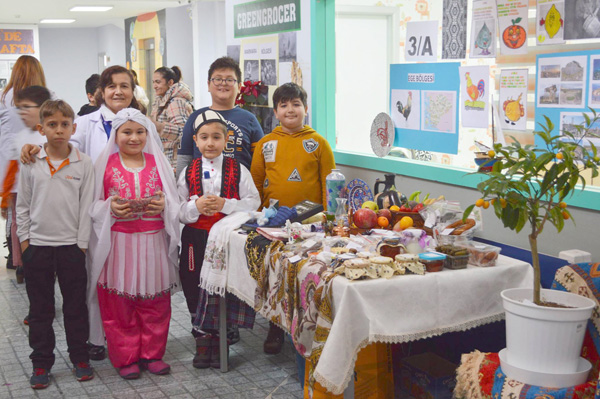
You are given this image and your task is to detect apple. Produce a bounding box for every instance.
[353,208,378,229]
[361,201,379,211]
[377,209,392,223]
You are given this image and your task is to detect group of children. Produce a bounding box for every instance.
[7,59,335,390]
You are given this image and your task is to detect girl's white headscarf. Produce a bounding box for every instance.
[86,108,180,346]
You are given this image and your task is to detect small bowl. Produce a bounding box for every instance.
[474,157,497,167]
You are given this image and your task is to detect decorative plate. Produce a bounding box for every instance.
[346,178,374,211]
[370,112,395,157]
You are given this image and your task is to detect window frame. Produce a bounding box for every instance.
[310,0,600,212]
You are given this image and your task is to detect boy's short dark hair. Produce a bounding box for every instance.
[14,85,51,106]
[39,100,75,123]
[208,57,241,83]
[272,83,307,109]
[85,74,100,96]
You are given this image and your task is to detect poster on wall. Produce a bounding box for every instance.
[536,0,565,45]
[442,0,467,59]
[497,0,528,55]
[459,65,489,128]
[535,50,600,148]
[564,0,600,40]
[537,54,587,109]
[469,0,497,58]
[227,0,310,133]
[499,69,528,131]
[390,63,460,154]
[0,25,40,85]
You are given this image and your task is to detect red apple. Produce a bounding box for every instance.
[377,209,392,223]
[353,208,378,229]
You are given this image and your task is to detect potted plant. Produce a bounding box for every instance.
[463,109,600,383]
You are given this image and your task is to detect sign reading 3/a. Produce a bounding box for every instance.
[405,21,438,62]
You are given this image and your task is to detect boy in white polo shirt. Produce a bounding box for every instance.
[16,100,95,389]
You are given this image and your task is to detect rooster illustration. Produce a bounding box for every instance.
[396,91,412,121]
[465,72,485,106]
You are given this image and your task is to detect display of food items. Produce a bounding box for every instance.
[352,208,378,229]
[418,252,446,273]
[445,218,476,235]
[376,238,407,259]
[458,242,501,267]
[394,253,424,275]
[369,256,396,279]
[436,245,470,270]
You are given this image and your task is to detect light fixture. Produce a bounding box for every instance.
[69,6,113,12]
[40,19,76,23]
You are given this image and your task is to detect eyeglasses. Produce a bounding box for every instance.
[17,105,39,111]
[210,78,238,86]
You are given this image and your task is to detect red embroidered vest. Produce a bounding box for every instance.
[185,156,241,230]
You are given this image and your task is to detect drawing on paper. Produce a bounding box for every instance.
[474,22,493,55]
[464,72,485,110]
[540,4,564,39]
[502,17,527,49]
[391,89,420,130]
[503,93,525,125]
[422,91,456,133]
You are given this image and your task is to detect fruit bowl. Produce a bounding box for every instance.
[474,157,497,167]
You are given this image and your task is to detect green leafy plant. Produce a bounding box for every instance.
[464,109,600,305]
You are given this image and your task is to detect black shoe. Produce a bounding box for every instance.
[227,325,240,345]
[87,343,106,361]
[263,322,285,355]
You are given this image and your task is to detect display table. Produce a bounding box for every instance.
[225,231,534,395]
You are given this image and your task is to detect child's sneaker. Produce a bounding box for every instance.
[140,359,170,375]
[73,362,94,381]
[30,368,50,389]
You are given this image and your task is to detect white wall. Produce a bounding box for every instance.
[166,5,195,95]
[192,1,227,109]
[39,28,99,111]
[97,23,126,68]
[338,164,600,261]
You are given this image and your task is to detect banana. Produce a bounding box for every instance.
[437,195,445,201]
[409,191,421,202]
[423,193,430,202]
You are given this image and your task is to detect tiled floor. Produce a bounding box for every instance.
[0,239,304,398]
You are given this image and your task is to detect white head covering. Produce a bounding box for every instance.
[86,107,180,346]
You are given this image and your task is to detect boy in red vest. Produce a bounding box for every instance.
[177,110,260,368]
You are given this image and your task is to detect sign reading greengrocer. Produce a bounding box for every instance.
[234,0,301,38]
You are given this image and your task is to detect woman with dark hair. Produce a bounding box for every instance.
[150,66,194,170]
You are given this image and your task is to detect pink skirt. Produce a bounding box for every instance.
[99,230,177,299]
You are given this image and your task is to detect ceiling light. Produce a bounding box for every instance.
[40,19,76,24]
[69,6,113,12]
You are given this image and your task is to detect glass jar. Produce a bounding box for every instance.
[326,169,346,213]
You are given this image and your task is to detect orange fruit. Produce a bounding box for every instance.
[488,150,495,158]
[399,216,413,230]
[377,216,390,228]
[559,201,567,209]
[556,152,564,160]
[499,198,507,208]
[475,198,485,207]
[490,198,496,205]
[562,211,570,220]
[483,201,490,209]
[389,205,400,212]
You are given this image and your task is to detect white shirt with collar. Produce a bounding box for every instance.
[177,154,260,224]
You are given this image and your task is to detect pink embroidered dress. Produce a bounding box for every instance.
[98,152,177,299]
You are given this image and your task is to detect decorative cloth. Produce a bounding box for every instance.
[454,262,600,399]
[442,0,467,59]
[87,108,180,347]
[199,212,252,296]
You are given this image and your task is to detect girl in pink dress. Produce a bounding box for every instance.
[88,108,180,379]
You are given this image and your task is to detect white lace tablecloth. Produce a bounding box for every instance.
[227,232,534,394]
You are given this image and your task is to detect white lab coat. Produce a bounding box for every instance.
[71,109,109,165]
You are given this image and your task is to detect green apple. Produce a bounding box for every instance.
[361,201,379,211]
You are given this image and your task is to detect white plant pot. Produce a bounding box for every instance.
[501,287,596,374]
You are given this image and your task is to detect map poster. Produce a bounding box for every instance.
[588,54,600,106]
[536,0,565,45]
[499,69,528,131]
[390,62,460,154]
[497,0,528,56]
[459,65,489,128]
[470,0,497,59]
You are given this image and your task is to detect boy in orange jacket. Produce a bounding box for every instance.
[250,82,335,353]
